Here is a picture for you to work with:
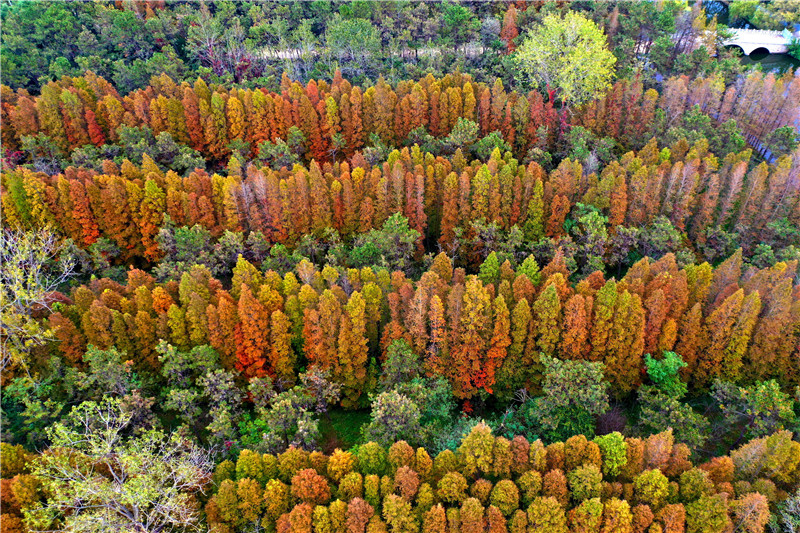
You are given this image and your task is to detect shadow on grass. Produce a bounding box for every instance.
[319,409,371,454]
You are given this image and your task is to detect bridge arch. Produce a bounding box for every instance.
[724,44,745,56]
[722,28,791,56]
[750,46,770,57]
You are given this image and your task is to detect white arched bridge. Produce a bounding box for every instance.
[722,28,793,56]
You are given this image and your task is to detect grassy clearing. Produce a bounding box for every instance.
[319,409,371,453]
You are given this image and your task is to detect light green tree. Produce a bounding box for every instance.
[515,12,616,108]
[25,398,213,532]
[1,229,74,371]
[326,15,380,76]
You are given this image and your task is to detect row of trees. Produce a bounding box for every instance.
[204,425,798,533]
[1,1,735,93]
[4,136,799,265]
[1,71,570,162]
[3,414,798,533]
[578,71,800,156]
[5,65,793,171]
[40,243,799,407]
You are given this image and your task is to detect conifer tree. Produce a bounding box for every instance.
[451,277,492,399]
[236,285,269,378]
[138,179,166,261]
[337,291,370,407]
[560,294,590,360]
[500,5,519,54]
[589,280,617,362]
[697,289,743,387]
[270,310,296,385]
[495,298,531,400]
[485,296,511,393]
[531,283,561,356]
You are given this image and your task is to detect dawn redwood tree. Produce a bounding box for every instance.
[236,284,269,378]
[500,5,519,54]
[337,291,370,407]
[451,277,492,398]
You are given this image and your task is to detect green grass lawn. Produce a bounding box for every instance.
[318,409,371,453]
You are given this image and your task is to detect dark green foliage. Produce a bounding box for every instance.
[499,356,609,443]
[711,380,798,442]
[638,352,708,450]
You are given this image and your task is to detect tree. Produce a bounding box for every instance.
[490,480,520,517]
[337,291,370,407]
[638,352,709,450]
[729,492,769,533]
[526,497,567,533]
[515,12,616,109]
[241,371,340,454]
[441,2,479,53]
[383,494,418,533]
[711,379,797,442]
[685,494,732,533]
[450,277,492,398]
[139,178,166,261]
[291,468,331,506]
[25,398,212,532]
[530,283,561,356]
[500,6,519,54]
[270,310,297,385]
[362,391,423,447]
[486,296,511,393]
[326,16,380,78]
[524,356,609,442]
[1,229,74,372]
[236,285,269,378]
[458,422,495,479]
[560,294,590,360]
[593,432,628,478]
[437,472,469,504]
[568,464,603,503]
[569,498,603,533]
[347,498,375,533]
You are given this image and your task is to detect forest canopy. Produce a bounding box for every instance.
[1,2,800,533]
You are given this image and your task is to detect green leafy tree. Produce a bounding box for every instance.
[240,370,341,453]
[637,352,709,450]
[441,2,479,53]
[507,356,609,442]
[1,229,74,371]
[25,398,213,532]
[326,16,380,77]
[380,340,423,390]
[515,12,616,107]
[644,352,687,398]
[764,125,798,157]
[362,390,423,447]
[351,214,420,274]
[711,380,798,443]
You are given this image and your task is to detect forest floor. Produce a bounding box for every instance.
[319,409,371,453]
